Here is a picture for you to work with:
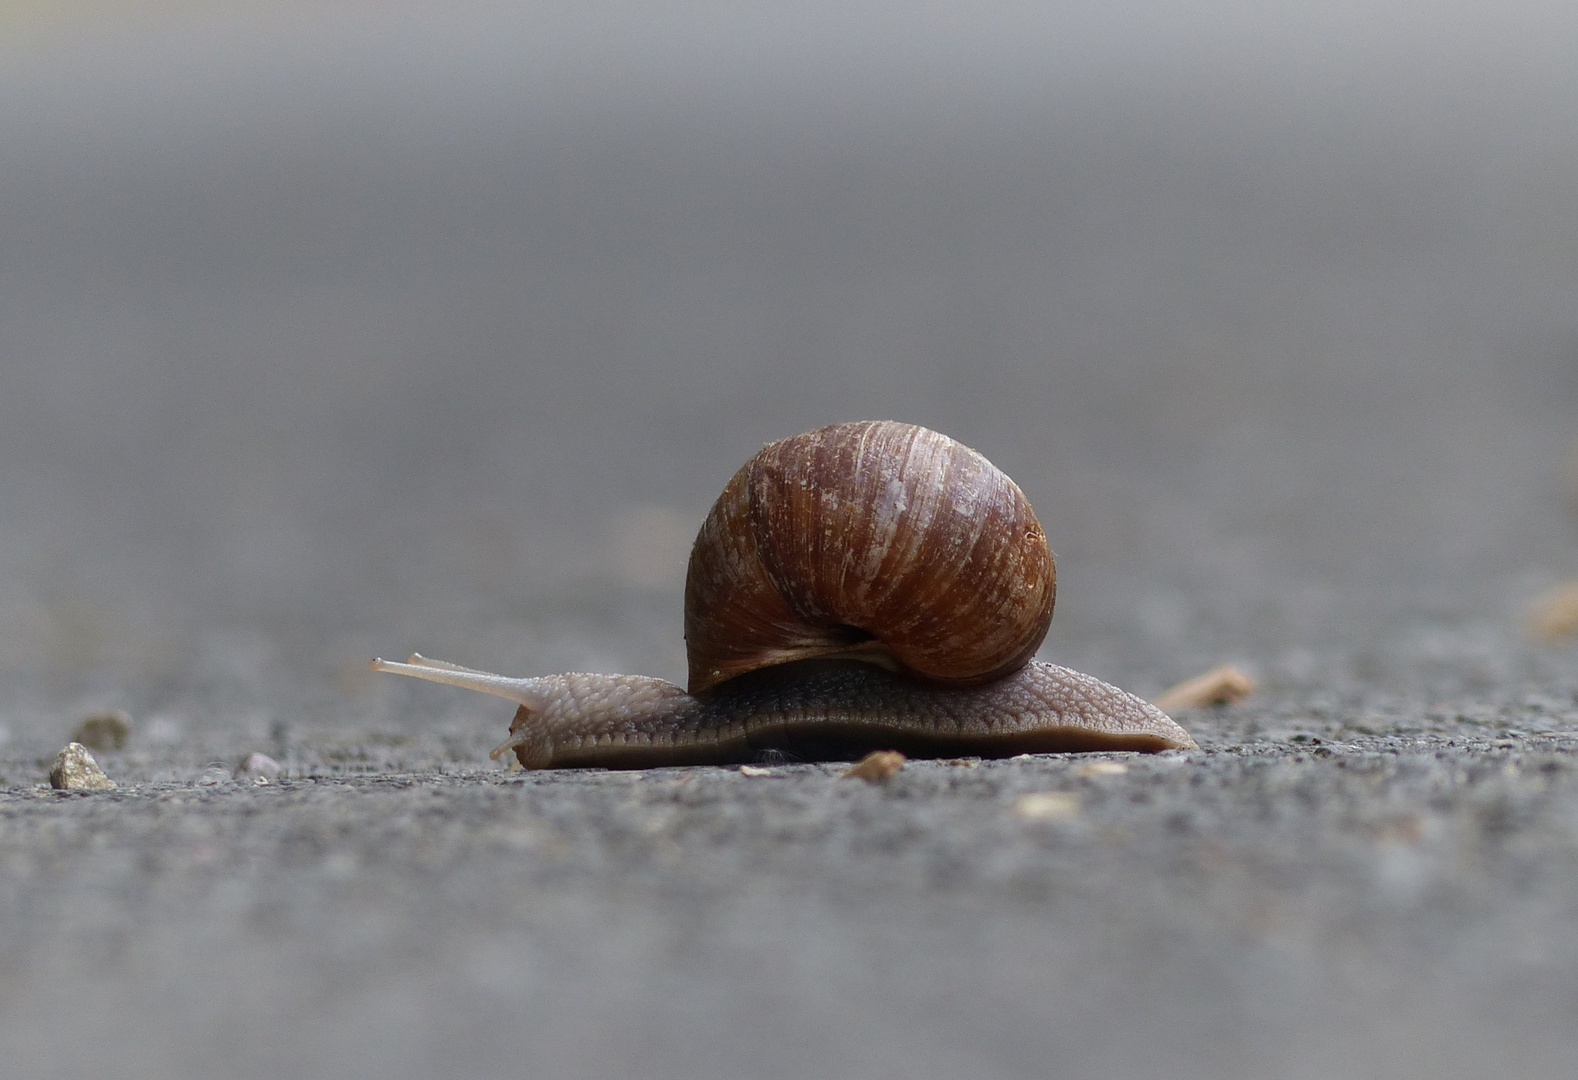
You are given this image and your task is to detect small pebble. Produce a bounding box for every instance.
[235,752,283,783]
[842,750,906,781]
[1154,664,1256,711]
[1014,791,1080,821]
[71,709,133,752]
[49,743,117,791]
[1075,760,1128,778]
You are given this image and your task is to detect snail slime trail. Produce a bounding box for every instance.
[374,421,1196,769]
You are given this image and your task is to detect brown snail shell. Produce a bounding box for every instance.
[684,421,1054,692]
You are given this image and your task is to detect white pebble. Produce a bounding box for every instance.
[49,743,116,791]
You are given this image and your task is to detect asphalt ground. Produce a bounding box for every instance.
[3,4,1578,1077]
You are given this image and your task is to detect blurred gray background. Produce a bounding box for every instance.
[3,2,1578,1077]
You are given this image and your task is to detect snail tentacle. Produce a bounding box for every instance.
[371,654,553,710]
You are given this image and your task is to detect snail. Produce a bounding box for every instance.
[373,421,1196,768]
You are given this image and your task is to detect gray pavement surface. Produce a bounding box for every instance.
[4,3,1578,1077]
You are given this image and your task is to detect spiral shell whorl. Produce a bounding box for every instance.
[683,421,1055,693]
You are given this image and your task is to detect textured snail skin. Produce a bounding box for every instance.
[475,659,1195,770]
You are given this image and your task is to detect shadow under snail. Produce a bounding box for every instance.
[374,421,1196,768]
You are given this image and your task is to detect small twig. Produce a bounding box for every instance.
[1153,664,1256,712]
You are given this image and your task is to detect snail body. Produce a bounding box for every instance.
[374,421,1195,768]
